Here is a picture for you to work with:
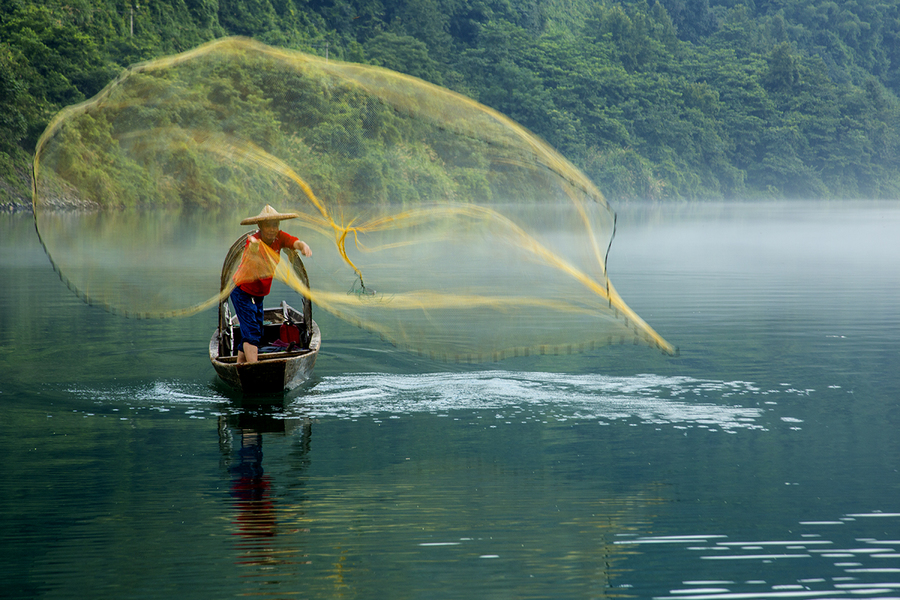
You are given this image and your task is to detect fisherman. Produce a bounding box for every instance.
[231,204,312,364]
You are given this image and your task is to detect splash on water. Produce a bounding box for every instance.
[65,371,809,433]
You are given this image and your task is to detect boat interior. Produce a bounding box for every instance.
[217,303,312,363]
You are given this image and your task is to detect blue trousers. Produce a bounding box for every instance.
[230,287,265,350]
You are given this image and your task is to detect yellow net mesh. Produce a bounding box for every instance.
[32,37,674,360]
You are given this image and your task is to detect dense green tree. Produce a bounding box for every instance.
[0,45,27,158]
[657,0,717,42]
[0,2,119,148]
[364,31,444,84]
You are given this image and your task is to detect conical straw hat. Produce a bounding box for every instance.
[240,204,299,225]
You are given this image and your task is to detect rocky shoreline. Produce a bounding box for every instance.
[0,202,32,214]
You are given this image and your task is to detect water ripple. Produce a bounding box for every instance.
[61,371,808,433]
[616,512,900,600]
[287,371,803,432]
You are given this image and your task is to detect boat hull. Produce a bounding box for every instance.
[209,319,321,395]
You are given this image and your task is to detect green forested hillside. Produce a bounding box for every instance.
[2,0,899,202]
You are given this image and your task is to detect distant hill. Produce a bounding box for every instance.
[2,0,899,203]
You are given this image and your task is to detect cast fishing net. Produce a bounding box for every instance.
[32,37,674,361]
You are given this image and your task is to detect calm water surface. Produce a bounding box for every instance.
[2,201,899,599]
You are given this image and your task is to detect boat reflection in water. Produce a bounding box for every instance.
[218,412,312,575]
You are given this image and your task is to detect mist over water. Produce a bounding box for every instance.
[2,201,899,600]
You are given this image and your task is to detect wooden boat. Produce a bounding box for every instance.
[209,232,321,395]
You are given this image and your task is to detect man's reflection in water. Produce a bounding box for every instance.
[219,413,312,570]
[230,429,276,542]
